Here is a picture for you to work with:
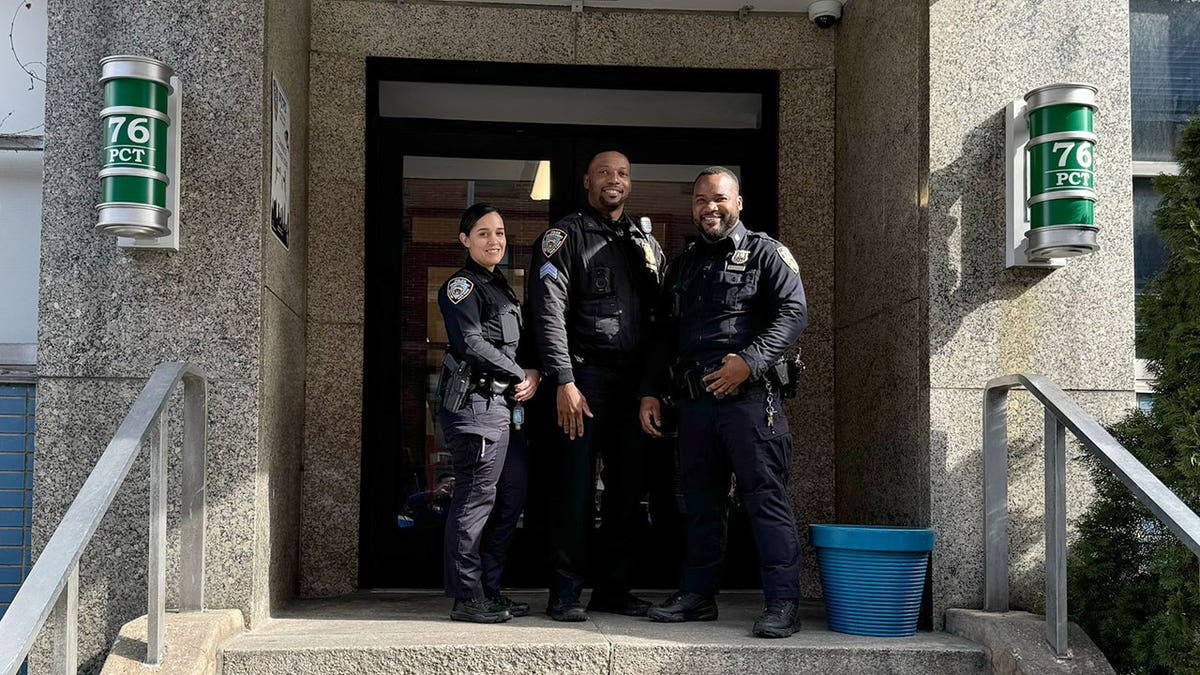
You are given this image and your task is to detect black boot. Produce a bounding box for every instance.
[490,594,530,618]
[587,591,652,617]
[450,597,512,623]
[752,599,801,638]
[646,591,718,622]
[546,599,589,622]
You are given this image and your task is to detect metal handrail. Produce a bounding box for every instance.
[0,362,208,674]
[982,373,1200,659]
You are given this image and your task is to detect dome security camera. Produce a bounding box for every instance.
[808,0,843,29]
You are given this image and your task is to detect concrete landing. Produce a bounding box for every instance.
[220,592,989,674]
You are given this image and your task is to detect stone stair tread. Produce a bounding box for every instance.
[221,593,989,674]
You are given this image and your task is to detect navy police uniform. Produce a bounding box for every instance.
[644,221,807,600]
[528,205,665,605]
[437,257,531,601]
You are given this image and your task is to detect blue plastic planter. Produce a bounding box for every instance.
[810,524,936,637]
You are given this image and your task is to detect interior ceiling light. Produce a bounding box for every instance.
[530,160,550,201]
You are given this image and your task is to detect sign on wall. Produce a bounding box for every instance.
[270,73,291,250]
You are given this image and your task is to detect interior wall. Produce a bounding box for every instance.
[833,0,930,528]
[303,0,836,597]
[257,0,311,624]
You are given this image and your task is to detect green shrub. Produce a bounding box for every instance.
[1067,114,1200,674]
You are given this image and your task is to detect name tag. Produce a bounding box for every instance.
[725,263,746,272]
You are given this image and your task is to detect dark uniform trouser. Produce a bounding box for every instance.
[677,385,801,600]
[441,393,515,599]
[482,426,527,596]
[550,363,647,604]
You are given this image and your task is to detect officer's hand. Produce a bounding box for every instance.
[557,382,593,440]
[702,353,751,398]
[513,369,541,402]
[639,397,663,438]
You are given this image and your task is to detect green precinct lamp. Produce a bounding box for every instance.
[1005,82,1100,268]
[96,55,182,251]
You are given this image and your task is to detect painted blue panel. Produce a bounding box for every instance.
[0,399,25,415]
[0,492,22,508]
[0,510,20,527]
[0,385,26,396]
[0,473,23,489]
[0,437,21,452]
[0,454,24,472]
[0,586,17,603]
[0,529,20,546]
[0,568,21,584]
[0,418,24,434]
[0,548,22,565]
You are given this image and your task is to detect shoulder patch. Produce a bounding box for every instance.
[541,228,568,258]
[776,246,799,275]
[446,277,474,304]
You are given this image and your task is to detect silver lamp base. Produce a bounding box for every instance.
[1026,224,1099,260]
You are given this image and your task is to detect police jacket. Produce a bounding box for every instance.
[643,221,806,395]
[527,206,665,384]
[438,257,532,384]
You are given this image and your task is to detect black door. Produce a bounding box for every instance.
[360,58,779,590]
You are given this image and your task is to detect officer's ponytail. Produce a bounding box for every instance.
[459,203,500,236]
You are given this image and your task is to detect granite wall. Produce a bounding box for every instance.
[926,0,1135,625]
[255,0,310,625]
[833,0,930,528]
[303,0,836,597]
[33,0,307,670]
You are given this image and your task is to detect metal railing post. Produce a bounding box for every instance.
[983,380,1014,611]
[180,373,206,611]
[51,566,77,674]
[1044,410,1069,658]
[147,412,167,665]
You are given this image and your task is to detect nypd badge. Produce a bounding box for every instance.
[542,228,568,258]
[446,277,474,304]
[776,246,800,275]
[642,241,658,272]
[731,249,751,265]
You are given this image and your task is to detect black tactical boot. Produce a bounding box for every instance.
[546,599,589,622]
[587,591,652,617]
[752,598,802,638]
[450,597,512,623]
[646,591,719,622]
[490,594,530,618]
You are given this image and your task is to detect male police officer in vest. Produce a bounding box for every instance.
[639,166,808,638]
[528,150,665,621]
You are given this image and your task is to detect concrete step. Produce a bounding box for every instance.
[220,592,989,675]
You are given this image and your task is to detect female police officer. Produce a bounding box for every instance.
[438,203,540,623]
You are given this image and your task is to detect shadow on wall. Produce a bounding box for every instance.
[927,108,1054,358]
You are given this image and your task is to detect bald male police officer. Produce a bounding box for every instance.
[528,151,665,621]
[640,167,808,638]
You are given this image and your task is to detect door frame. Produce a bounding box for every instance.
[360,57,780,588]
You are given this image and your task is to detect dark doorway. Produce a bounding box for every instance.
[360,58,780,591]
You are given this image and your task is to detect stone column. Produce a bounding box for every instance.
[33,0,308,669]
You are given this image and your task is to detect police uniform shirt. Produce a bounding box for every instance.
[438,257,528,384]
[527,206,665,384]
[666,221,807,380]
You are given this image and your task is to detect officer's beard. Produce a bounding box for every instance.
[695,212,740,243]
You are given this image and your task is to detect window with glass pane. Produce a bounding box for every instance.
[1131,0,1200,161]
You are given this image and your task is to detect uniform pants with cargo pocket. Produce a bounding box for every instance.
[441,392,513,600]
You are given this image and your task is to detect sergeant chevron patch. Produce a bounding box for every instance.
[542,228,567,258]
[447,277,474,304]
[776,246,799,274]
[539,261,559,280]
